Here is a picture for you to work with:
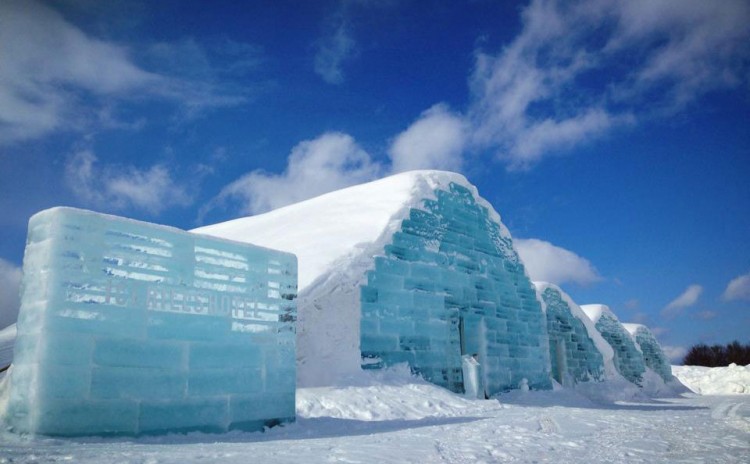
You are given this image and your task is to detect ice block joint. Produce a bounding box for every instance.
[2,207,297,436]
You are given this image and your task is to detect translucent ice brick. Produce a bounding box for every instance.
[360,182,551,395]
[536,285,605,386]
[2,207,297,436]
[581,304,645,386]
[623,324,672,382]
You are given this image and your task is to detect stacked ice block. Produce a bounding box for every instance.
[360,183,551,395]
[538,287,604,385]
[2,207,297,436]
[624,324,672,382]
[582,305,645,386]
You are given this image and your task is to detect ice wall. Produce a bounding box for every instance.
[360,183,551,395]
[2,208,297,436]
[623,324,672,383]
[536,285,605,385]
[581,305,645,386]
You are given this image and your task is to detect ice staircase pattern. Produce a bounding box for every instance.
[592,311,645,385]
[628,325,672,382]
[539,287,605,385]
[359,183,551,395]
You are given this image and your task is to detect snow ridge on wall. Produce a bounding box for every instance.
[623,324,672,383]
[581,305,646,386]
[533,283,606,385]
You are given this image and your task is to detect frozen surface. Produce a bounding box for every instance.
[1,207,297,436]
[195,171,538,390]
[673,364,750,395]
[533,283,607,385]
[582,304,646,385]
[1,368,748,463]
[623,323,672,382]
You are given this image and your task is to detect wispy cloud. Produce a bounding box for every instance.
[209,132,382,216]
[314,16,357,85]
[722,272,750,301]
[661,284,703,319]
[467,0,750,169]
[514,238,601,286]
[661,345,687,363]
[65,150,192,215]
[389,104,467,173]
[0,0,256,145]
[0,258,22,329]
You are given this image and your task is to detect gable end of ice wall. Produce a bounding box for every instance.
[538,286,605,385]
[625,325,672,383]
[2,207,297,436]
[592,314,646,386]
[359,182,552,395]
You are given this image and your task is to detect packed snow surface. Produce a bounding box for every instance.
[1,367,748,463]
[673,364,750,395]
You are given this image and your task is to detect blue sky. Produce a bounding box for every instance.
[1,0,749,360]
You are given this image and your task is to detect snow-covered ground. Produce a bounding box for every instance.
[673,364,750,395]
[1,366,748,463]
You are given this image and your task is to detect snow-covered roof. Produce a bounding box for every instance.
[194,170,509,292]
[580,304,617,324]
[622,323,648,337]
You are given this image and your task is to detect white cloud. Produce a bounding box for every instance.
[0,0,251,145]
[514,238,601,286]
[314,19,357,85]
[722,272,750,301]
[65,150,192,215]
[661,284,703,319]
[661,345,687,363]
[0,0,158,143]
[214,132,381,215]
[467,0,750,169]
[389,104,467,173]
[0,258,22,329]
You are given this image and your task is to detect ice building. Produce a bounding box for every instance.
[533,283,612,386]
[196,171,552,395]
[1,207,297,436]
[581,304,646,385]
[623,324,672,383]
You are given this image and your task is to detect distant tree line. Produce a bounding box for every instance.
[683,341,750,367]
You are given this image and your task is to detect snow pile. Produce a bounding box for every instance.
[672,364,750,395]
[0,323,15,372]
[296,365,504,421]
